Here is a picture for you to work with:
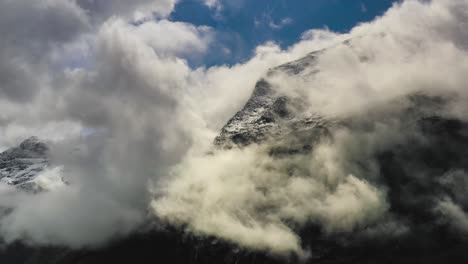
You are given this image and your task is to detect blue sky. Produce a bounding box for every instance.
[171,0,397,67]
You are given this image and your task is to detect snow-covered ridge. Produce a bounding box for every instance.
[214,50,329,150]
[0,137,51,190]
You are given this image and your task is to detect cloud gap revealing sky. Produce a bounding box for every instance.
[171,0,397,66]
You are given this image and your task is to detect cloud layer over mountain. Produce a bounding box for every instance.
[1,0,468,259]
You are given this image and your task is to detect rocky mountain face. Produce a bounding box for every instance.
[0,137,49,191]
[2,50,468,263]
[215,51,329,151]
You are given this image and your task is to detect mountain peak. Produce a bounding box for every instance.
[18,136,48,156]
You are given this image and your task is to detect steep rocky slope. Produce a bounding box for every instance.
[215,51,329,150]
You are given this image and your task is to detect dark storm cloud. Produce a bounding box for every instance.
[0,0,89,102]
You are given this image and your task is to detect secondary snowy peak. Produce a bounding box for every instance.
[0,136,49,160]
[0,137,49,189]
